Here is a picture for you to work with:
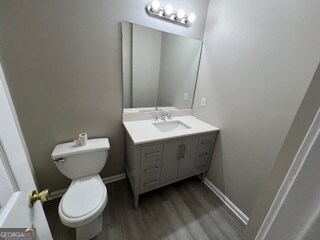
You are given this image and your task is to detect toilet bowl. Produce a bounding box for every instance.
[52,138,110,240]
[59,175,107,240]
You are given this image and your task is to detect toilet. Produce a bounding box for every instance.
[51,138,110,240]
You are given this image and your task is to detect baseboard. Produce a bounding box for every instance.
[102,173,127,184]
[49,173,127,200]
[204,178,249,225]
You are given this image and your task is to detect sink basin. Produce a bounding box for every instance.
[152,120,191,132]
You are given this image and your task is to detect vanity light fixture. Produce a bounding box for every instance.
[146,0,196,27]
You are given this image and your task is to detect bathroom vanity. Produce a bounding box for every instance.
[123,114,219,208]
[121,21,219,208]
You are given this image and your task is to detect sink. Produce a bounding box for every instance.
[152,120,191,132]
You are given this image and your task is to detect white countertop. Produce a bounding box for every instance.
[123,106,178,113]
[123,115,219,145]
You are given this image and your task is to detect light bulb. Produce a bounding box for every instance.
[151,0,160,11]
[188,13,196,23]
[164,4,173,15]
[177,9,185,19]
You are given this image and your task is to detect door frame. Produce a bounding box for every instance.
[255,107,320,239]
[0,64,38,187]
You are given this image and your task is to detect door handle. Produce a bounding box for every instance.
[177,144,182,159]
[29,189,50,207]
[180,144,186,159]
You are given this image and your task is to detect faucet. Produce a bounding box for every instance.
[154,114,160,121]
[160,112,172,121]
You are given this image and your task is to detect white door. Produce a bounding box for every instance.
[0,64,52,239]
[256,107,320,240]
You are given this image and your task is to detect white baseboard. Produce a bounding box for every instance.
[102,173,127,184]
[49,173,127,200]
[204,178,249,225]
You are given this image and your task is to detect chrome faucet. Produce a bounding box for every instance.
[160,112,172,121]
[154,114,160,121]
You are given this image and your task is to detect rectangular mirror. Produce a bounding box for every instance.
[122,22,202,112]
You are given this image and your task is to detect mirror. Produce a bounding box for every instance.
[122,22,202,112]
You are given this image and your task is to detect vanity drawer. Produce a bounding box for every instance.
[197,149,210,162]
[196,162,208,172]
[198,134,214,150]
[141,144,163,163]
[140,171,161,193]
[140,159,162,178]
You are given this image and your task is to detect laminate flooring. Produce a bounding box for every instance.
[44,177,245,240]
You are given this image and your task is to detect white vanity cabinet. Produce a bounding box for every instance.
[125,132,217,208]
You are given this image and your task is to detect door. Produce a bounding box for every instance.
[160,139,181,184]
[177,136,199,178]
[0,64,52,239]
[255,108,320,240]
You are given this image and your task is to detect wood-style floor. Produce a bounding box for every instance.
[44,177,244,240]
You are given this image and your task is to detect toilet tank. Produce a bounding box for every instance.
[51,138,110,180]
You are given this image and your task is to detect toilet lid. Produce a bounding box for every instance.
[61,177,106,218]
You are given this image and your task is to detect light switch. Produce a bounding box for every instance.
[201,97,206,106]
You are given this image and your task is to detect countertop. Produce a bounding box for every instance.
[123,115,219,145]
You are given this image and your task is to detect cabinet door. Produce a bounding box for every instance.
[177,136,199,178]
[160,139,182,184]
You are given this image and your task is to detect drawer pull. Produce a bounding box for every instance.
[198,152,208,157]
[144,166,159,173]
[201,140,211,145]
[145,151,160,157]
[144,180,158,187]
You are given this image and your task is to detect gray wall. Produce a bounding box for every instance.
[193,0,320,216]
[132,25,161,107]
[242,63,320,239]
[0,0,209,191]
[158,33,201,109]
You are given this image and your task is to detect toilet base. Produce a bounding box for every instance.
[76,214,103,240]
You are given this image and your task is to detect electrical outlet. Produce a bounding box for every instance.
[183,92,188,101]
[201,97,206,106]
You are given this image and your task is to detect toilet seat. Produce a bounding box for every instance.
[58,175,107,228]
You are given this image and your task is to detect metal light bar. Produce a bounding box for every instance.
[145,1,196,27]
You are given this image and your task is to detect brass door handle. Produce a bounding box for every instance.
[29,189,50,207]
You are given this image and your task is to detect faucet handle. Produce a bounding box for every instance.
[166,113,172,120]
[154,113,160,121]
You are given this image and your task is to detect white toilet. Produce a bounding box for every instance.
[51,138,110,240]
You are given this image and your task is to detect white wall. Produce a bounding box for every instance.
[158,33,202,109]
[194,0,320,216]
[132,24,161,107]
